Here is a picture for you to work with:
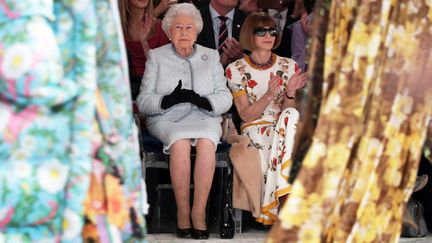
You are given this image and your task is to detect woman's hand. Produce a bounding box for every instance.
[184,89,213,111]
[153,0,176,18]
[265,72,282,101]
[161,80,187,109]
[220,38,243,66]
[300,12,310,34]
[286,69,307,97]
[139,13,155,44]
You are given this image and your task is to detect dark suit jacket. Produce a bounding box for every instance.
[196,4,246,49]
[196,4,246,128]
[273,15,300,58]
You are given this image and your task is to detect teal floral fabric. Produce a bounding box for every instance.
[0,0,146,242]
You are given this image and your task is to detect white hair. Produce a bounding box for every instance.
[162,3,203,38]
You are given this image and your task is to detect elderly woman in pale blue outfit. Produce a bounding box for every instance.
[137,3,232,240]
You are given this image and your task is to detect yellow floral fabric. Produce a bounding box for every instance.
[267,0,432,242]
[424,120,432,164]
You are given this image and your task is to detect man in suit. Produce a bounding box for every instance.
[268,0,302,58]
[196,0,246,67]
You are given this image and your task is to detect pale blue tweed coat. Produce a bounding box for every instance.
[137,44,232,153]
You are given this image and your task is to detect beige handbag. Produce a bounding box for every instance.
[221,114,238,143]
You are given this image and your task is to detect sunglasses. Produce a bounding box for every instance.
[253,27,279,37]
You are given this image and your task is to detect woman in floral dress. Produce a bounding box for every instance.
[226,12,307,225]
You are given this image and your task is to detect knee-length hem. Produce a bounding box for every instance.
[147,112,223,154]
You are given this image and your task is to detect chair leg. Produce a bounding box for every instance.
[234,208,242,233]
[217,165,225,230]
[155,185,162,231]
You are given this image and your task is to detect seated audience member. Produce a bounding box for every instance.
[137,3,232,239]
[226,12,307,225]
[196,0,246,67]
[269,0,305,58]
[291,0,315,71]
[119,0,170,100]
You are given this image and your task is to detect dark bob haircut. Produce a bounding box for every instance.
[239,12,282,52]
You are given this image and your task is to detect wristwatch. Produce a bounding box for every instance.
[285,92,295,99]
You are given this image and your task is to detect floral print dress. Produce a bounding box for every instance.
[0,0,147,242]
[226,54,300,225]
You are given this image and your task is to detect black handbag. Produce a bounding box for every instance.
[219,164,236,239]
[401,198,429,238]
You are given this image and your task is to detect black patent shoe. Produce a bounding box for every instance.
[176,228,192,239]
[192,228,209,239]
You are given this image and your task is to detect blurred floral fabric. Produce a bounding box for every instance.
[267,0,432,242]
[0,0,146,242]
[424,120,432,164]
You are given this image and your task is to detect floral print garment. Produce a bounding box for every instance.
[425,120,432,164]
[0,0,146,242]
[266,0,432,242]
[226,55,300,225]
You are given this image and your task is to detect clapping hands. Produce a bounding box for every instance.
[139,13,155,44]
[300,12,311,35]
[153,0,177,18]
[265,72,282,98]
[287,69,307,93]
[220,38,243,66]
[265,69,308,101]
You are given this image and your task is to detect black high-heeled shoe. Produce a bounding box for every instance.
[192,228,209,239]
[176,228,192,239]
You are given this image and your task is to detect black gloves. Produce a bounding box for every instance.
[161,80,213,111]
[161,80,188,109]
[188,90,213,111]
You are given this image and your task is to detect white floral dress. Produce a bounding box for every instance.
[226,54,300,225]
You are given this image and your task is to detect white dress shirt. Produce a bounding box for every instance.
[268,8,288,31]
[209,5,235,47]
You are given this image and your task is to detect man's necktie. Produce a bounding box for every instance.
[218,16,228,56]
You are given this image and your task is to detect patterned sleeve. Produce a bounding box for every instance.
[226,60,247,98]
[279,57,299,90]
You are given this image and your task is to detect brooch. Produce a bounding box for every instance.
[201,54,208,61]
